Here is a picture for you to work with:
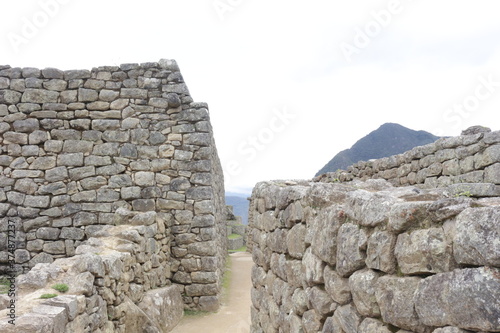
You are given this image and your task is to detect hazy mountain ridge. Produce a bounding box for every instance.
[316,123,440,176]
[225,195,250,225]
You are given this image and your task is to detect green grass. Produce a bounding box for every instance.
[228,234,242,240]
[40,293,58,299]
[51,283,69,293]
[183,309,211,317]
[0,277,10,294]
[229,245,247,253]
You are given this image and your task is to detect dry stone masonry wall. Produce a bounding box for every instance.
[0,59,227,330]
[248,177,500,333]
[315,128,500,190]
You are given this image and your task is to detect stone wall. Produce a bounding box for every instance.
[247,179,500,332]
[314,129,500,189]
[0,59,227,314]
[226,205,247,251]
[0,209,183,332]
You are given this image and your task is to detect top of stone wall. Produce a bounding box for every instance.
[314,128,500,188]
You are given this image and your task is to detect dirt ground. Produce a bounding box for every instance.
[170,252,253,333]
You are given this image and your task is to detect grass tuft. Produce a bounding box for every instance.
[51,283,69,293]
[40,293,58,299]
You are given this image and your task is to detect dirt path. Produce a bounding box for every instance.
[170,252,253,333]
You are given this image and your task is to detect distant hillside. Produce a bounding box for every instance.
[225,193,250,225]
[316,123,440,176]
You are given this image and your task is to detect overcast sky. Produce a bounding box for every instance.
[1,0,499,193]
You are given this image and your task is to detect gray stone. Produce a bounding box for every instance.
[485,163,500,184]
[396,227,455,274]
[0,90,22,104]
[336,223,366,277]
[60,227,85,240]
[448,183,500,197]
[306,286,333,315]
[335,304,361,333]
[43,241,66,254]
[36,227,60,240]
[74,212,97,226]
[415,267,500,332]
[358,318,392,333]
[302,309,322,333]
[310,206,342,265]
[345,190,396,226]
[474,144,500,168]
[287,223,307,259]
[3,131,28,144]
[349,269,381,317]
[376,276,429,333]
[13,118,39,133]
[366,230,397,274]
[46,166,69,182]
[302,247,325,286]
[29,156,56,170]
[22,88,59,103]
[388,201,431,232]
[57,153,84,166]
[453,207,500,267]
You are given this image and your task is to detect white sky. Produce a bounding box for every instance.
[1,0,499,194]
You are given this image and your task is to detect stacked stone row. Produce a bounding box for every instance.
[0,60,227,311]
[315,131,500,188]
[0,209,183,332]
[248,180,500,333]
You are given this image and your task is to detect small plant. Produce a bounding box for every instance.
[40,293,58,299]
[228,234,241,240]
[51,283,69,293]
[0,277,10,294]
[454,190,472,197]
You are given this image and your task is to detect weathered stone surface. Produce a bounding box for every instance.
[349,269,381,317]
[388,201,430,232]
[334,304,362,333]
[366,230,397,273]
[303,247,325,286]
[22,88,59,103]
[395,228,455,274]
[302,309,322,333]
[137,286,183,332]
[287,223,307,259]
[415,267,500,331]
[336,223,366,277]
[324,265,351,305]
[310,205,342,265]
[375,276,429,333]
[453,207,500,267]
[358,318,392,333]
[345,190,396,226]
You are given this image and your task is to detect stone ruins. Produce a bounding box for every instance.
[0,59,226,332]
[247,129,500,333]
[0,57,498,333]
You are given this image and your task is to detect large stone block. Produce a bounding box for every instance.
[349,269,381,317]
[287,223,307,259]
[453,207,500,267]
[345,190,396,227]
[365,230,397,274]
[415,267,500,332]
[310,205,342,265]
[324,265,351,305]
[336,223,366,277]
[375,276,430,333]
[137,285,183,332]
[388,201,430,232]
[395,228,455,275]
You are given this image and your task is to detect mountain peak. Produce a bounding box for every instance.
[315,123,440,176]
